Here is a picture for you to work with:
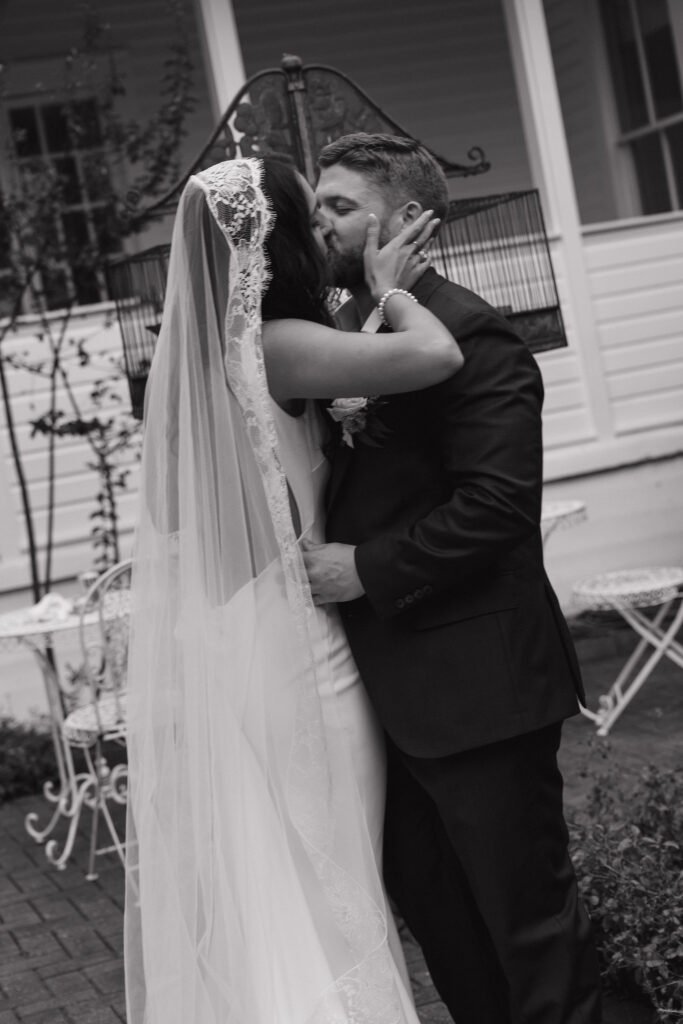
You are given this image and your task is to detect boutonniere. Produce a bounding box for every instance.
[327,396,390,448]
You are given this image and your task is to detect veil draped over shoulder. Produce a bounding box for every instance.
[124,159,405,1024]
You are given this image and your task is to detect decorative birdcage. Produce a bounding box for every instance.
[105,245,170,419]
[432,190,565,353]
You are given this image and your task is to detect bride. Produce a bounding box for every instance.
[124,155,462,1024]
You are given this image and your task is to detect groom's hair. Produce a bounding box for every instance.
[318,133,449,221]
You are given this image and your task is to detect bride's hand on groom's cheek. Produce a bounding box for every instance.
[363,210,439,299]
[301,540,365,605]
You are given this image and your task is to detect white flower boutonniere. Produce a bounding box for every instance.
[327,396,389,448]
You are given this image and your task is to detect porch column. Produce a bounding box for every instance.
[501,0,614,442]
[193,0,247,119]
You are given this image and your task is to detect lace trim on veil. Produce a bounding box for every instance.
[194,159,401,1024]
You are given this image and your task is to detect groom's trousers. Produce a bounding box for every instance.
[383,723,602,1024]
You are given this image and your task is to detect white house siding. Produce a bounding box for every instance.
[583,216,683,439]
[231,0,534,200]
[542,0,619,225]
[537,217,683,475]
[536,238,598,455]
[0,309,140,591]
[540,215,683,605]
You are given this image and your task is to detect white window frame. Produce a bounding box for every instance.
[593,0,683,217]
[0,56,124,314]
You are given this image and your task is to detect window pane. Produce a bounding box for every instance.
[0,199,12,272]
[71,99,102,148]
[666,122,683,210]
[8,107,42,157]
[61,210,91,252]
[42,267,71,310]
[82,152,111,201]
[91,205,120,256]
[7,95,108,310]
[19,160,55,196]
[61,211,101,304]
[54,155,83,205]
[39,98,102,154]
[600,0,648,130]
[631,134,671,213]
[41,104,72,153]
[72,265,101,305]
[636,0,683,119]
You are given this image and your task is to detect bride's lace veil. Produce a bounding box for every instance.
[124,159,404,1024]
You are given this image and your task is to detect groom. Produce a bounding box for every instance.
[304,133,602,1024]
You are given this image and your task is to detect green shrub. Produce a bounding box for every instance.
[570,763,683,1020]
[0,714,127,804]
[0,714,58,803]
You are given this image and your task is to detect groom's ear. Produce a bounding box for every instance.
[387,200,424,238]
[397,200,424,226]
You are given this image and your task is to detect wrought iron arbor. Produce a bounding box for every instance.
[107,55,564,419]
[128,53,490,220]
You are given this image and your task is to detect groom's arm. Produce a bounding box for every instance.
[354,317,544,619]
[303,322,543,611]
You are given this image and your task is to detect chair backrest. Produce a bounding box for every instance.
[77,559,132,737]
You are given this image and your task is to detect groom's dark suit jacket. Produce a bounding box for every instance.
[325,269,584,758]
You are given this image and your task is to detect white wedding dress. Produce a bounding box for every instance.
[271,399,418,1018]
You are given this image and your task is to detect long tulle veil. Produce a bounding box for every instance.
[124,159,406,1024]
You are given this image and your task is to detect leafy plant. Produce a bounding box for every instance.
[0,713,127,804]
[0,714,58,803]
[570,763,683,1020]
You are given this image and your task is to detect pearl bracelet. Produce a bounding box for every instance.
[377,288,418,326]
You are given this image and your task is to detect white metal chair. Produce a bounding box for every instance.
[573,566,683,736]
[49,559,131,879]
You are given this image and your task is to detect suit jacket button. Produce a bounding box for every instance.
[395,598,405,609]
[415,587,424,599]
[405,594,415,605]
[424,585,433,596]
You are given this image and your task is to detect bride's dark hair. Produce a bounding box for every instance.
[261,156,332,326]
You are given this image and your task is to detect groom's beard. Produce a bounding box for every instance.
[325,224,392,291]
[325,242,365,291]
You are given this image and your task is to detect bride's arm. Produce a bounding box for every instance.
[263,304,459,401]
[263,213,463,402]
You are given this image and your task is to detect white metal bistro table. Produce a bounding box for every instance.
[573,566,683,735]
[0,593,129,871]
[540,499,587,547]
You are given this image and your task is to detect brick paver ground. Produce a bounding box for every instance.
[0,795,126,1024]
[1,627,681,1023]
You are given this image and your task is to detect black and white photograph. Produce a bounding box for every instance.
[0,2,681,1023]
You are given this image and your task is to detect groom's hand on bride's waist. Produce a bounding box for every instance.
[301,540,365,605]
